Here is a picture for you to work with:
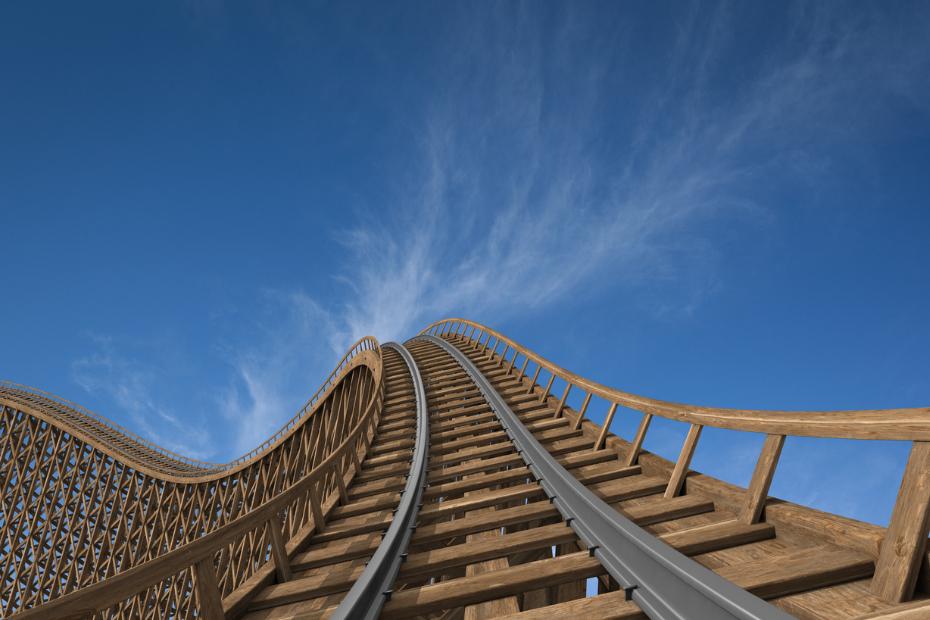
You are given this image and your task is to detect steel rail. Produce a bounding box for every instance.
[413,335,795,620]
[328,342,430,620]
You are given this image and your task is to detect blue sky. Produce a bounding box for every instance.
[2,2,929,528]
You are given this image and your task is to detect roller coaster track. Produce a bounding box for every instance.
[3,319,930,619]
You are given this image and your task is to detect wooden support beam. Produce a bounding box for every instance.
[665,423,703,499]
[266,517,292,584]
[738,434,785,525]
[193,556,226,620]
[871,441,930,602]
[308,482,327,534]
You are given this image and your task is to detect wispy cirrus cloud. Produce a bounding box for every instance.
[316,4,930,353]
[71,334,215,461]
[215,291,339,457]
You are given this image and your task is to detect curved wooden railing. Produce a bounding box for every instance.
[421,318,930,604]
[2,337,384,620]
[0,337,380,478]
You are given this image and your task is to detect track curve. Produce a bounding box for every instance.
[5,319,930,620]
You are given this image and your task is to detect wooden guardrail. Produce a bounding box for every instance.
[421,318,930,604]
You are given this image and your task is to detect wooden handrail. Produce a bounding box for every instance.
[423,318,930,441]
[9,340,385,620]
[0,338,380,479]
[425,318,930,604]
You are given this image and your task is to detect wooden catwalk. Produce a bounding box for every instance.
[3,319,930,620]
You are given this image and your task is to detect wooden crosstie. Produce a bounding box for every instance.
[2,319,930,619]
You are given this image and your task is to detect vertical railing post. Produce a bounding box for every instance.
[871,441,930,602]
[623,413,653,467]
[738,434,785,525]
[526,366,542,395]
[593,403,618,451]
[497,345,510,367]
[351,445,364,475]
[571,392,592,430]
[552,383,572,419]
[539,374,556,404]
[665,424,703,498]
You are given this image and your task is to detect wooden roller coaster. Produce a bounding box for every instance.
[3,318,930,619]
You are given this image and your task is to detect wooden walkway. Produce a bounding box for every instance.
[236,337,921,620]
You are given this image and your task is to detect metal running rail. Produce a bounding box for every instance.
[414,335,795,620]
[329,342,430,620]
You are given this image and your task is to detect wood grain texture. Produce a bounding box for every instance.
[665,423,703,499]
[872,442,930,602]
[379,551,606,620]
[738,434,786,525]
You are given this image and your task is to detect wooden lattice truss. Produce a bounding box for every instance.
[0,339,382,618]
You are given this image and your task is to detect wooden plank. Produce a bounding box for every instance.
[664,423,703,499]
[379,551,606,620]
[771,579,898,620]
[618,494,715,526]
[717,545,874,600]
[738,434,785,525]
[657,519,775,556]
[423,467,534,500]
[872,441,930,602]
[248,563,366,610]
[399,523,577,581]
[491,590,645,620]
[846,599,930,619]
[417,476,667,522]
[311,516,390,544]
[412,484,697,549]
[413,501,561,546]
[291,537,381,572]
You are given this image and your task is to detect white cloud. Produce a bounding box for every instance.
[310,3,930,353]
[215,291,341,458]
[71,335,214,461]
